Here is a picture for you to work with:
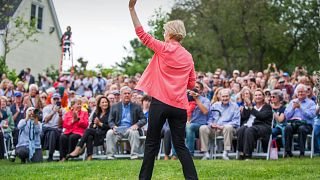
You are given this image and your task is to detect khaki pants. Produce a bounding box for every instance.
[199,124,235,152]
[106,129,140,157]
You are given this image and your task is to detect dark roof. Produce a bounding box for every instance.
[0,0,23,30]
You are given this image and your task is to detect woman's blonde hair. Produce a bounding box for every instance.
[211,87,223,104]
[164,20,186,42]
[70,97,82,107]
[0,79,9,89]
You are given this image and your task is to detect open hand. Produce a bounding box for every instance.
[113,126,118,134]
[129,0,137,10]
[130,124,139,130]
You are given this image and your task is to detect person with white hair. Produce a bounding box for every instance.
[199,88,240,160]
[26,84,43,110]
[15,107,42,163]
[284,83,316,157]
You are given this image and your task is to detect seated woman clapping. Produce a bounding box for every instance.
[59,98,88,162]
[237,88,273,160]
[68,96,110,160]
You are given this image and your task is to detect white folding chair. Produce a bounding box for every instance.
[1,129,9,159]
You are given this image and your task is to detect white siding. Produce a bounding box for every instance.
[6,0,61,76]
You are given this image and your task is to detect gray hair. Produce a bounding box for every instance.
[120,86,132,94]
[29,84,39,92]
[70,97,82,107]
[219,88,231,97]
[271,89,283,101]
[294,84,307,96]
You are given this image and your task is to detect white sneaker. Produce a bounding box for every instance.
[130,155,139,160]
[106,156,115,160]
[222,151,230,160]
[201,152,210,160]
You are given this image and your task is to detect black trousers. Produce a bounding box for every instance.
[0,132,4,159]
[42,127,61,158]
[78,128,97,156]
[237,124,271,156]
[12,128,19,147]
[59,133,81,159]
[139,98,198,180]
[16,147,43,163]
[285,124,312,154]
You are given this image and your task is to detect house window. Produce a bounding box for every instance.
[30,3,44,30]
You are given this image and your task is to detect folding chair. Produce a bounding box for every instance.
[252,114,274,160]
[290,127,314,158]
[1,127,9,159]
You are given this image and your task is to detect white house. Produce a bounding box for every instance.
[0,0,62,76]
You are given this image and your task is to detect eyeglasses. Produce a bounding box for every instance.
[270,96,277,98]
[41,96,47,99]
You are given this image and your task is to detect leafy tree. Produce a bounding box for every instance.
[72,57,88,73]
[169,0,320,73]
[0,0,39,64]
[44,65,59,82]
[95,64,117,77]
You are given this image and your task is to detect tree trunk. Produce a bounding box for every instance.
[240,1,254,71]
[211,24,232,72]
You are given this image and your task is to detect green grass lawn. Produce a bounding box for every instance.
[0,158,320,179]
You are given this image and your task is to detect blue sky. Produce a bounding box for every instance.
[53,0,172,69]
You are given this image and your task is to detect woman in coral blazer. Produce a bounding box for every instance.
[129,0,198,179]
[59,98,88,161]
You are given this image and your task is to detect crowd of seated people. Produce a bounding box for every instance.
[0,63,319,163]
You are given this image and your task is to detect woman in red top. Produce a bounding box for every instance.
[129,1,197,179]
[59,98,88,162]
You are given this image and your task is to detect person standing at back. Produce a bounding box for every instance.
[128,0,198,179]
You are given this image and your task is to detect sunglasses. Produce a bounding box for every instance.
[270,96,277,98]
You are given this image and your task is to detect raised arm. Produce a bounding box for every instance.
[128,0,165,54]
[129,0,142,28]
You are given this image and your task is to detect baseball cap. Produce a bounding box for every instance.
[14,91,22,97]
[53,82,60,88]
[233,70,240,74]
[112,90,120,95]
[278,78,285,83]
[283,72,289,77]
[52,93,61,99]
[69,90,75,95]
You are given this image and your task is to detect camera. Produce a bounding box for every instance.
[187,88,199,102]
[33,108,40,117]
[56,101,61,108]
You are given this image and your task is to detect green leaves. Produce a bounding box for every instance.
[1,1,39,65]
[168,0,320,72]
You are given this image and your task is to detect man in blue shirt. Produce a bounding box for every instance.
[9,91,26,160]
[185,82,210,156]
[106,86,146,160]
[200,88,240,160]
[284,84,316,157]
